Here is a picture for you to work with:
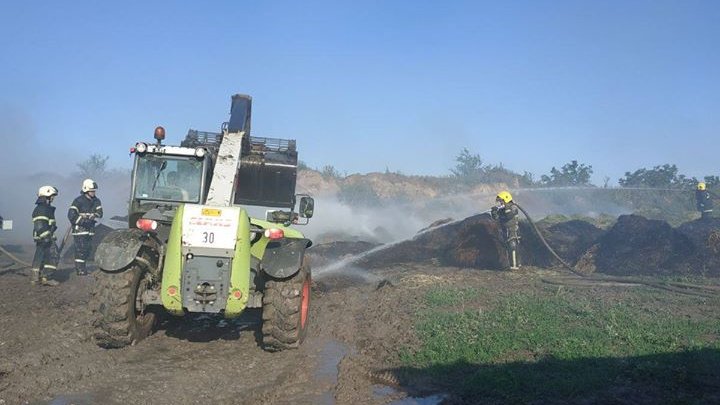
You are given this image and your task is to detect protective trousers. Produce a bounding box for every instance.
[73,234,92,275]
[501,218,520,270]
[31,241,59,283]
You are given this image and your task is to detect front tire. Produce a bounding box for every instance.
[91,260,157,348]
[261,259,311,351]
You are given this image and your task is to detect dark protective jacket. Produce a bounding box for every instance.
[696,190,714,213]
[32,198,57,242]
[68,194,103,236]
[492,202,519,224]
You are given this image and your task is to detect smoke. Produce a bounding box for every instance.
[299,187,641,246]
[0,108,131,244]
[0,170,131,245]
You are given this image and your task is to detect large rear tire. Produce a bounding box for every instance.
[91,260,157,348]
[261,259,311,351]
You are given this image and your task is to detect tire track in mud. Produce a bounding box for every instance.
[0,246,443,405]
[0,264,383,405]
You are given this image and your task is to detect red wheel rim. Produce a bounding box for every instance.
[300,277,310,328]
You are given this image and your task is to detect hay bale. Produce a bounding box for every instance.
[593,215,693,276]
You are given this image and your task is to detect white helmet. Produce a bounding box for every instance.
[82,179,98,193]
[38,185,59,198]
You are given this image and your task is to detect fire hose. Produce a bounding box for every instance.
[513,203,718,299]
[0,228,72,269]
[0,244,31,268]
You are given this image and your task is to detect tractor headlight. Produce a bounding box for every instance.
[135,142,148,153]
[195,147,206,158]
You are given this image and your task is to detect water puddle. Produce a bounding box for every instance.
[303,339,351,405]
[315,339,349,381]
[373,385,447,404]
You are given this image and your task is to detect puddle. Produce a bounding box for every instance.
[315,339,349,382]
[390,394,447,405]
[374,385,447,405]
[301,339,350,405]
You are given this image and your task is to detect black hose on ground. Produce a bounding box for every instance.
[0,245,32,268]
[512,202,718,299]
[514,203,582,276]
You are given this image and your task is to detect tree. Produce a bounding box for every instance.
[703,175,720,187]
[619,164,695,189]
[77,154,110,179]
[540,160,593,187]
[450,148,483,182]
[320,165,343,180]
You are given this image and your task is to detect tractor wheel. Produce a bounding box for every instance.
[91,258,157,348]
[261,259,311,351]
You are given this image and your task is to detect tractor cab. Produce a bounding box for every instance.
[128,137,211,232]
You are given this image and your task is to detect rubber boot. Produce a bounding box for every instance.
[509,250,520,270]
[40,276,59,286]
[30,269,41,286]
[76,261,88,276]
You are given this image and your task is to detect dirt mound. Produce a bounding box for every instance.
[593,215,695,276]
[327,214,607,271]
[522,220,605,267]
[351,214,506,270]
[677,218,720,274]
[312,213,720,276]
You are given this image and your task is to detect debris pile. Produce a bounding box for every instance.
[589,215,694,276]
[311,212,720,277]
[521,220,605,267]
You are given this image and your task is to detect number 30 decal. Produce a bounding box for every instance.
[202,232,215,244]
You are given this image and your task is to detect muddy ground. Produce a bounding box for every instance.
[1,233,719,404]
[0,247,474,405]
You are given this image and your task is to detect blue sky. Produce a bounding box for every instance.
[1,0,718,183]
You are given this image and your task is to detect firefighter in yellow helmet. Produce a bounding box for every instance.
[32,186,60,286]
[491,191,521,270]
[695,182,713,219]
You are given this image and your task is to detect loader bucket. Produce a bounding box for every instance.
[228,94,252,134]
[234,136,298,209]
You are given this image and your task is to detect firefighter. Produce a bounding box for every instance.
[491,190,521,270]
[68,179,103,276]
[31,186,60,286]
[696,182,714,220]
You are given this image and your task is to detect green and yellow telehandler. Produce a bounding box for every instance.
[91,94,315,351]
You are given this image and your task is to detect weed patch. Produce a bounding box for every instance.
[397,287,720,402]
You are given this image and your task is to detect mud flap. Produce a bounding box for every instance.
[94,229,148,272]
[262,239,310,279]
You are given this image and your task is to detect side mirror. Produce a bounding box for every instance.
[299,196,314,218]
[266,210,295,224]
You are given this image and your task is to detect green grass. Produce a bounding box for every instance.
[397,286,720,403]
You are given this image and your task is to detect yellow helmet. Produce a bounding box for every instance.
[496,191,513,204]
[698,182,706,191]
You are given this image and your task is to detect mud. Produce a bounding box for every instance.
[0,244,468,405]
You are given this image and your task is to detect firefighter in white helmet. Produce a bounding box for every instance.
[67,179,103,276]
[491,190,521,270]
[32,186,60,286]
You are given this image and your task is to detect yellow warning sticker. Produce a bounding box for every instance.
[201,208,222,217]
